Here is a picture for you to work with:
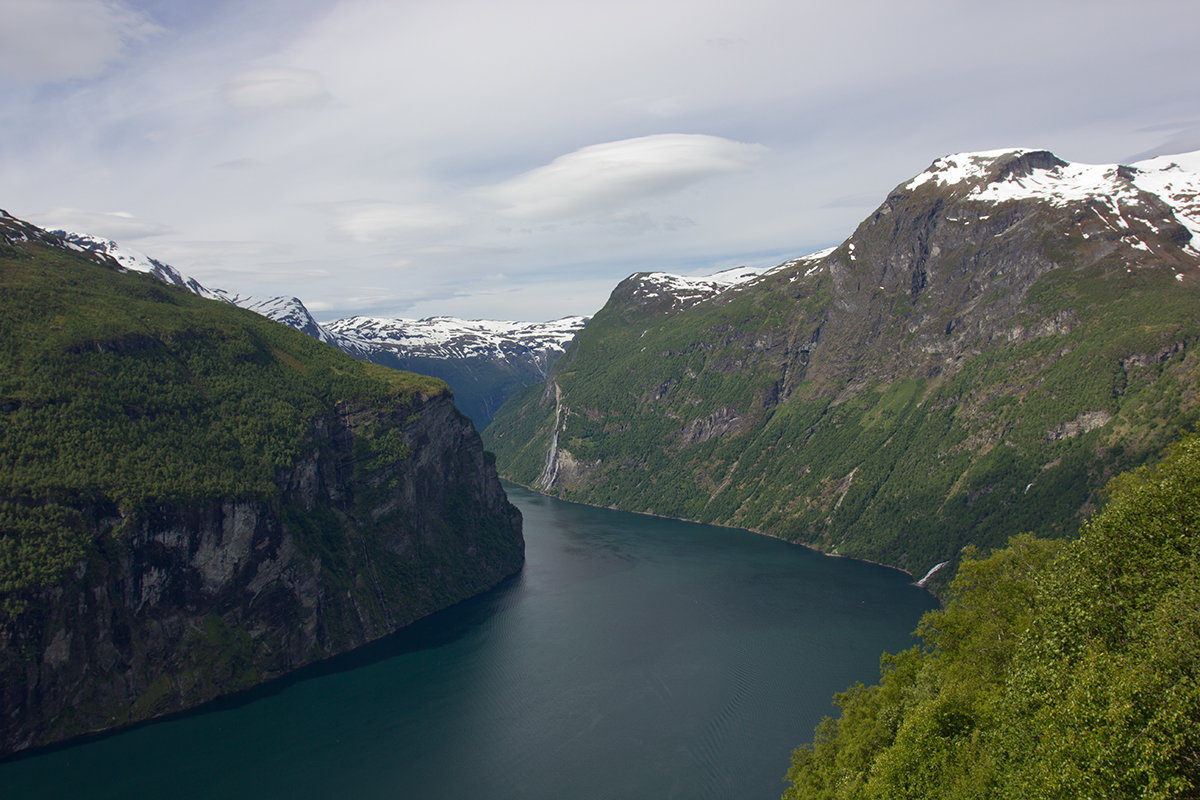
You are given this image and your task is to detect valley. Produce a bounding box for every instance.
[4,144,1200,797]
[485,148,1200,586]
[6,1,1199,795]
[55,231,587,429]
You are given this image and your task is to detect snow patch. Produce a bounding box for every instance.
[901,147,1200,259]
[632,265,765,306]
[1129,151,1200,247]
[905,149,1037,191]
[326,315,588,362]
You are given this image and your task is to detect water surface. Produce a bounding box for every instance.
[0,484,936,799]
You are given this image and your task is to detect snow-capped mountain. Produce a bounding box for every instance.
[330,315,587,365]
[52,232,344,347]
[613,265,772,314]
[630,265,764,303]
[39,227,588,427]
[328,315,588,427]
[54,230,210,293]
[903,148,1200,255]
[618,148,1200,318]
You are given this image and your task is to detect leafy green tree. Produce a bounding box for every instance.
[783,434,1200,799]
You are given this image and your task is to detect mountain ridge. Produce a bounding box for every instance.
[484,146,1200,584]
[330,314,588,362]
[48,229,587,427]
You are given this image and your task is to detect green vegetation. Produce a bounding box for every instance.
[486,236,1200,579]
[0,218,524,753]
[0,236,447,598]
[782,432,1200,799]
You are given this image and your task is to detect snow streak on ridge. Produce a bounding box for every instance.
[903,148,1200,253]
[326,315,588,361]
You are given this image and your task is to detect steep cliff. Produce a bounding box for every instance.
[0,212,524,754]
[485,149,1200,581]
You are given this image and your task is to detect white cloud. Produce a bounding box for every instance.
[397,276,625,324]
[0,0,161,83]
[4,0,1200,323]
[223,67,331,110]
[331,202,463,243]
[36,208,171,240]
[482,134,766,222]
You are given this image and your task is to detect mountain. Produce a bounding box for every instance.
[0,211,524,754]
[54,231,345,346]
[484,148,1200,585]
[611,265,769,311]
[329,315,588,427]
[54,231,586,428]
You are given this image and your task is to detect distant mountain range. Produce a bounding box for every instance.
[484,147,1200,586]
[329,315,586,426]
[52,231,587,427]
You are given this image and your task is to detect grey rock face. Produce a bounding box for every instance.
[0,393,523,755]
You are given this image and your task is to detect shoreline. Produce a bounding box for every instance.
[498,478,943,596]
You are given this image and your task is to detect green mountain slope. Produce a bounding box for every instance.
[0,218,439,514]
[0,211,524,753]
[783,432,1200,798]
[485,150,1200,581]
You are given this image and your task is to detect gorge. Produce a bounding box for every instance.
[5,144,1200,794]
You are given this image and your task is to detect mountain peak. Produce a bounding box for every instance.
[615,265,766,313]
[905,148,1069,193]
[896,148,1200,256]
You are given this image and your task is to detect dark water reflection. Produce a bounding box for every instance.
[0,484,936,799]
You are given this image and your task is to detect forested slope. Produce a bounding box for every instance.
[783,432,1200,799]
[486,149,1200,582]
[0,211,524,753]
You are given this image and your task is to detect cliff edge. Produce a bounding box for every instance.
[0,211,524,754]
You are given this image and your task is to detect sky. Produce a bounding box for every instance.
[3,0,1199,323]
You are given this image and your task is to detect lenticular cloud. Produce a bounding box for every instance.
[485,134,766,221]
[223,68,332,110]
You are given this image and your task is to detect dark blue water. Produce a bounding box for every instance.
[0,485,936,799]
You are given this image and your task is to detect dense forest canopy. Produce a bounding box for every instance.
[0,236,446,606]
[783,432,1200,799]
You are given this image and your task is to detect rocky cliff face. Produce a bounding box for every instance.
[485,148,1200,581]
[0,212,524,755]
[786,149,1197,394]
[0,391,522,755]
